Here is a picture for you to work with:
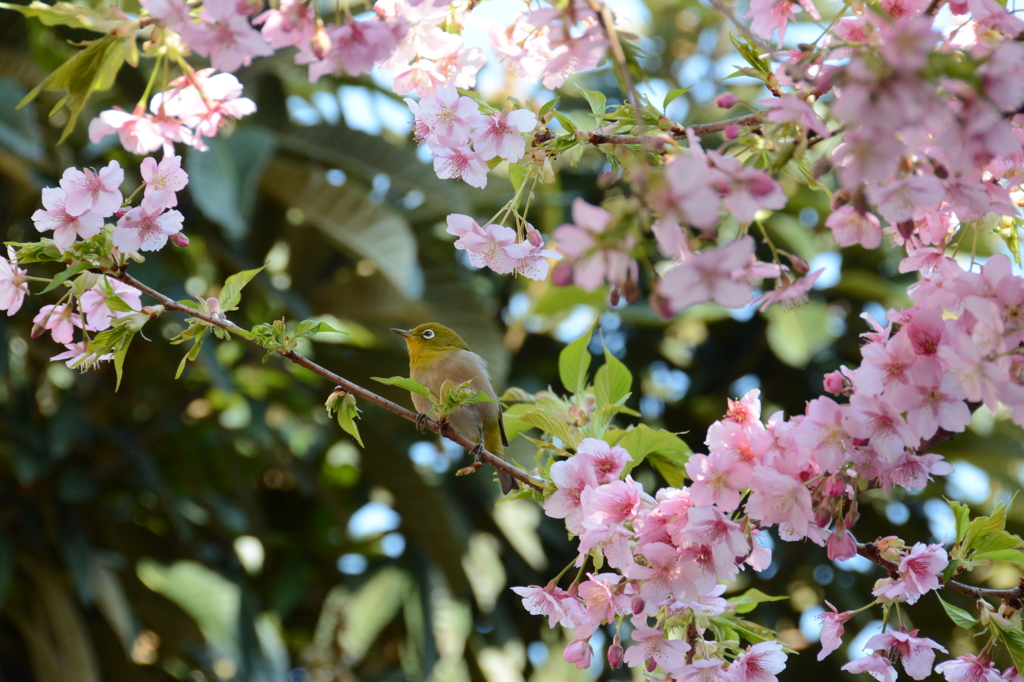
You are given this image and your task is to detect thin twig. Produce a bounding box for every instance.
[856,541,1024,602]
[536,113,765,151]
[113,271,546,491]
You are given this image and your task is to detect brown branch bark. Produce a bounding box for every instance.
[856,541,1024,602]
[536,113,766,152]
[113,271,546,491]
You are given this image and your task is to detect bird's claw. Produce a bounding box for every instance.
[469,440,485,461]
[414,413,429,433]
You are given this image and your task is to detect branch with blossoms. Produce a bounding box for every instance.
[7,0,1024,678]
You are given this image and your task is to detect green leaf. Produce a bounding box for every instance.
[38,262,90,294]
[0,1,119,31]
[175,326,206,380]
[663,86,693,110]
[538,97,559,118]
[219,265,266,312]
[574,83,607,117]
[294,319,345,339]
[937,594,979,629]
[972,548,1024,564]
[994,619,1024,676]
[765,301,837,368]
[558,327,593,395]
[19,33,125,143]
[594,345,631,408]
[728,588,787,614]
[337,401,364,447]
[619,424,691,473]
[509,163,527,193]
[552,110,577,133]
[505,408,575,447]
[949,500,971,544]
[371,376,432,398]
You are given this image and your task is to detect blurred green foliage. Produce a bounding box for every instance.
[0,1,1022,681]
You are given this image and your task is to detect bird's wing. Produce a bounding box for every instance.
[499,412,509,447]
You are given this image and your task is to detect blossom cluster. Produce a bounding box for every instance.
[13,158,190,366]
[89,70,256,155]
[446,214,560,281]
[407,88,539,189]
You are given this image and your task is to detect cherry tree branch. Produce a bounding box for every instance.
[535,113,766,151]
[856,541,1024,602]
[112,270,546,492]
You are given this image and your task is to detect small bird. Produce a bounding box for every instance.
[392,323,518,494]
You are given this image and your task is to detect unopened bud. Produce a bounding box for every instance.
[607,635,624,669]
[657,115,673,131]
[632,595,644,615]
[650,291,673,320]
[552,261,575,287]
[170,232,190,248]
[716,93,738,109]
[823,371,845,394]
[724,123,740,140]
[344,393,357,408]
[325,389,343,412]
[823,473,846,497]
[311,21,332,60]
[206,297,221,315]
[646,658,657,673]
[814,506,833,528]
[897,220,916,242]
[115,206,129,218]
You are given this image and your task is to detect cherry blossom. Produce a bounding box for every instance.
[140,155,189,208]
[817,602,853,660]
[934,654,1004,682]
[51,341,113,369]
[114,194,185,253]
[623,625,690,673]
[553,198,638,296]
[31,188,105,252]
[32,304,82,344]
[81,277,143,332]
[470,109,538,162]
[728,641,786,682]
[432,139,489,188]
[0,249,29,316]
[88,107,187,156]
[864,629,947,680]
[658,238,755,313]
[59,161,123,218]
[446,215,516,274]
[841,653,897,682]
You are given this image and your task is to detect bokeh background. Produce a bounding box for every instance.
[0,0,1022,680]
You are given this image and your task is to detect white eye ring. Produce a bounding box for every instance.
[422,329,435,339]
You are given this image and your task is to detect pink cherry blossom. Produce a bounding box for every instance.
[51,341,113,369]
[655,153,721,229]
[59,161,123,218]
[446,215,517,274]
[151,70,257,150]
[432,138,489,188]
[825,206,883,249]
[470,109,538,162]
[842,393,917,460]
[685,451,752,511]
[407,88,479,148]
[623,625,690,673]
[744,0,820,45]
[32,187,104,252]
[864,629,947,680]
[817,602,853,660]
[675,658,740,682]
[889,363,971,440]
[728,641,786,682]
[188,0,273,73]
[510,583,583,628]
[658,237,755,313]
[114,194,185,253]
[708,152,787,222]
[898,542,947,596]
[88,107,186,156]
[80,277,143,332]
[32,304,83,344]
[867,175,946,225]
[141,155,189,208]
[760,96,830,139]
[827,522,858,561]
[794,397,850,473]
[841,653,897,682]
[504,224,561,281]
[744,465,813,540]
[576,438,631,483]
[0,249,29,316]
[935,654,1004,682]
[253,0,316,49]
[544,454,599,535]
[553,198,638,294]
[755,269,823,312]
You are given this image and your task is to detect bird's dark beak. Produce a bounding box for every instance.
[391,328,415,338]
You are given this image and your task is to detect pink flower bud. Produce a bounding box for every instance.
[206,297,221,315]
[646,658,657,673]
[311,22,332,60]
[788,254,809,274]
[823,371,845,394]
[632,595,645,615]
[564,639,592,670]
[724,123,740,140]
[607,635,624,669]
[716,93,738,109]
[828,521,858,561]
[815,506,833,528]
[650,292,673,320]
[552,261,575,287]
[170,232,190,248]
[115,207,128,218]
[525,224,543,248]
[823,473,846,498]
